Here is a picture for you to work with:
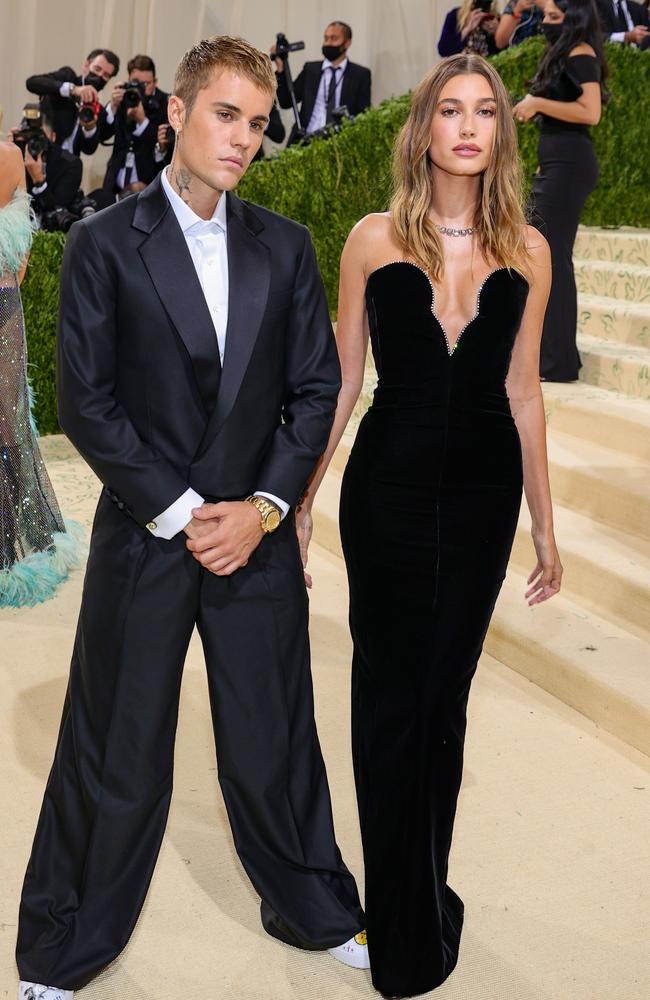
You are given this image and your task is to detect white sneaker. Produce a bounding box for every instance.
[18,983,73,1000]
[327,929,370,969]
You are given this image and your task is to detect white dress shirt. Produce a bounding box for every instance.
[149,168,288,539]
[306,58,348,134]
[610,0,635,42]
[104,103,151,188]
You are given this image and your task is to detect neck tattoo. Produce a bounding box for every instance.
[174,168,192,204]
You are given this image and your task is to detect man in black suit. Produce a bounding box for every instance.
[16,35,366,1000]
[596,0,650,45]
[26,48,120,157]
[98,54,169,197]
[9,101,82,226]
[273,21,371,145]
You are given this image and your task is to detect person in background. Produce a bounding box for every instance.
[97,55,169,199]
[7,101,82,227]
[273,21,371,145]
[25,48,119,157]
[513,0,607,381]
[438,0,500,57]
[495,0,546,47]
[0,129,82,608]
[595,0,650,45]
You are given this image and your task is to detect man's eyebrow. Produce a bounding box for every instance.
[210,100,270,123]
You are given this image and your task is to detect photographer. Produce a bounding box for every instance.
[438,0,500,56]
[97,54,169,197]
[9,100,82,228]
[595,0,650,46]
[272,21,371,145]
[25,48,120,156]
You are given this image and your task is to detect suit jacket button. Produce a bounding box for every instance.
[146,521,157,531]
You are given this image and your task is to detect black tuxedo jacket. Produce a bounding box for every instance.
[26,67,101,156]
[276,60,371,144]
[596,0,650,33]
[97,89,169,192]
[57,173,341,527]
[27,143,82,216]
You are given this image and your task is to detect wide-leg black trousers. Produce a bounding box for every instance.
[17,492,364,990]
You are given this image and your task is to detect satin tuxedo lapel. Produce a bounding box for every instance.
[133,175,221,415]
[198,191,271,448]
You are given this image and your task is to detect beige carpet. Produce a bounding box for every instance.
[1,438,648,1000]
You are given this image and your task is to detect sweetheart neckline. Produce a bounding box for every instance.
[366,260,526,356]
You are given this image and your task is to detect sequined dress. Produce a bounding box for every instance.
[0,188,82,606]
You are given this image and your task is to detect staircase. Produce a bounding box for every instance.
[312,226,650,757]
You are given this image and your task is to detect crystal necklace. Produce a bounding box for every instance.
[434,223,477,238]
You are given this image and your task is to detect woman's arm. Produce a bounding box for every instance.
[0,142,29,284]
[495,1,530,49]
[513,46,602,126]
[295,216,372,584]
[505,228,563,604]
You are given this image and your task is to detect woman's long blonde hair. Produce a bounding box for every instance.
[457,0,499,31]
[390,54,530,281]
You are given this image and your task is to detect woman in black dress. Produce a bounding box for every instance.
[513,0,607,381]
[297,54,563,998]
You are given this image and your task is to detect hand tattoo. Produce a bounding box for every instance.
[174,168,192,203]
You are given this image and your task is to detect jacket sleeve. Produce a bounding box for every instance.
[26,67,75,97]
[254,227,342,506]
[358,67,371,114]
[275,66,305,108]
[57,221,191,525]
[33,156,81,213]
[438,11,464,56]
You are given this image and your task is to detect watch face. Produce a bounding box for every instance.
[266,509,281,532]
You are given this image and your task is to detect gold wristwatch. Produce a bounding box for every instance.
[245,495,282,533]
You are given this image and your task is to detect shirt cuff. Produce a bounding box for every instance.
[154,147,166,162]
[610,31,626,42]
[148,487,205,539]
[132,116,150,137]
[254,492,290,519]
[31,181,47,195]
[60,81,74,98]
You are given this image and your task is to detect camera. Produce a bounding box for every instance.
[12,104,49,159]
[274,33,305,58]
[122,79,147,108]
[78,99,103,127]
[473,0,493,10]
[302,105,354,145]
[41,206,78,232]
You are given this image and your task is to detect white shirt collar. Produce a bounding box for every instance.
[161,166,228,235]
[320,56,349,74]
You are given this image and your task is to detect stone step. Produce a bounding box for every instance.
[574,226,650,267]
[545,427,650,541]
[577,293,650,348]
[511,503,650,643]
[576,332,650,397]
[486,570,650,758]
[542,382,650,463]
[309,464,650,759]
[575,259,650,305]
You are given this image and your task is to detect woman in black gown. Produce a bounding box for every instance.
[297,54,563,998]
[513,0,607,381]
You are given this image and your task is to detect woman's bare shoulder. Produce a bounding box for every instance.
[0,142,25,204]
[344,212,403,272]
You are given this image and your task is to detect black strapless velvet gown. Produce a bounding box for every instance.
[339,261,530,997]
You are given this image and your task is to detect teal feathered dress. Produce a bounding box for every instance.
[0,188,83,606]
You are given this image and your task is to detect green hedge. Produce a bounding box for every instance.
[23,39,650,434]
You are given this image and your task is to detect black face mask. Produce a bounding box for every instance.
[541,22,564,44]
[322,44,345,61]
[84,72,107,92]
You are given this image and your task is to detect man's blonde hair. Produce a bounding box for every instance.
[173,35,276,116]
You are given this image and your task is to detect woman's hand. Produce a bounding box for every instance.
[461,9,486,39]
[295,506,314,589]
[512,94,540,122]
[526,529,563,605]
